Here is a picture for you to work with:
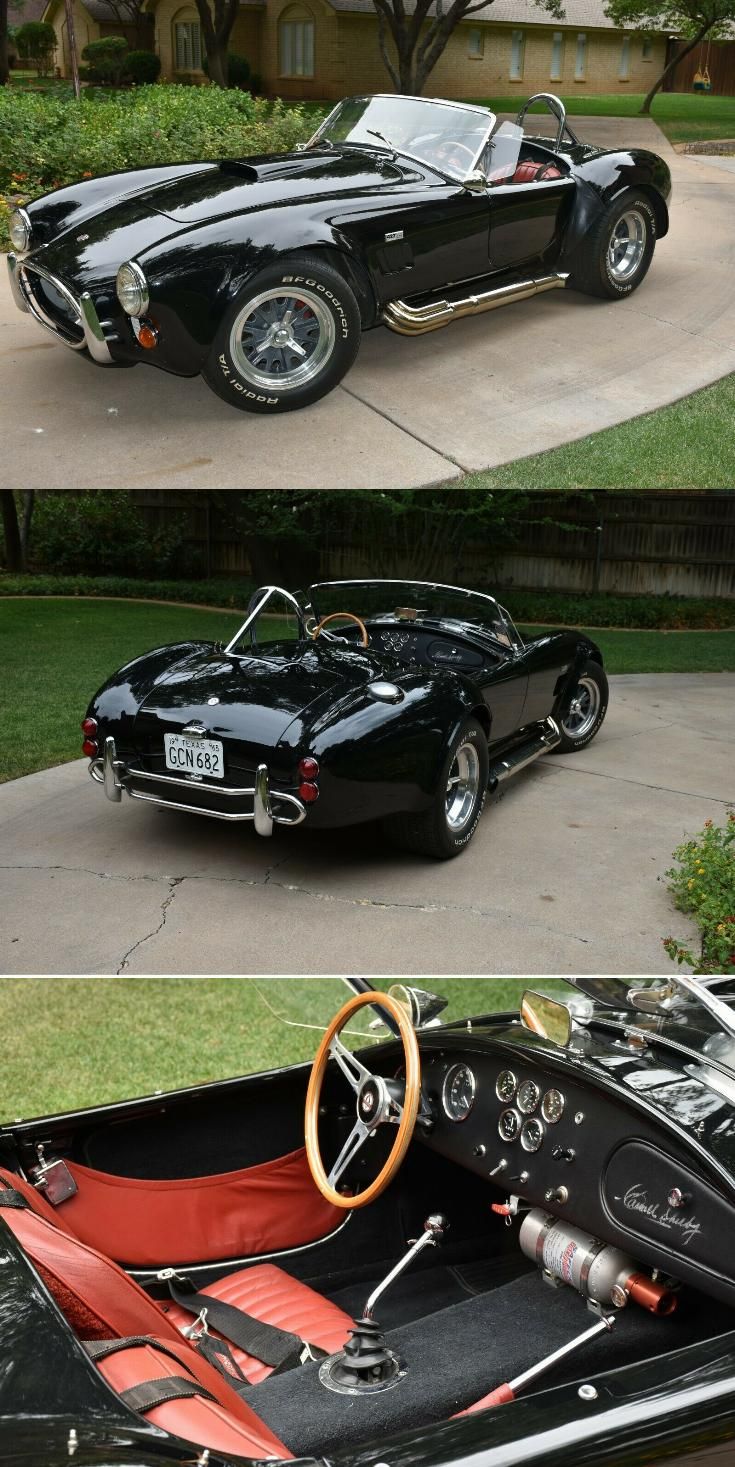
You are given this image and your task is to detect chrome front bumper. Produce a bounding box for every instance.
[7,252,117,365]
[89,736,306,838]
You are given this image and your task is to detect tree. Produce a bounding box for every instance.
[605,0,734,112]
[371,0,562,95]
[15,19,56,73]
[1,493,23,572]
[192,0,239,87]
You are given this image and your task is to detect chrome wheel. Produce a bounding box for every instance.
[607,210,647,283]
[230,286,335,392]
[445,742,481,832]
[562,676,600,739]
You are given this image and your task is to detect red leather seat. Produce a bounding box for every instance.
[510,159,563,185]
[0,1168,353,1449]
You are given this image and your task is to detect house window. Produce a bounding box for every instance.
[468,26,484,58]
[550,30,564,80]
[510,30,525,81]
[642,35,653,59]
[574,31,587,80]
[619,35,631,79]
[279,8,315,77]
[174,20,202,70]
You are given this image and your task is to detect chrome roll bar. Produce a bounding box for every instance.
[515,93,579,151]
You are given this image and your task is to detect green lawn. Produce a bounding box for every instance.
[453,373,735,491]
[472,91,735,144]
[1,599,733,785]
[0,977,566,1119]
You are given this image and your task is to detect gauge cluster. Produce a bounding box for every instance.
[495,1071,564,1154]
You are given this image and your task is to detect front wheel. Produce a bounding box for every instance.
[201,253,362,413]
[570,190,656,300]
[383,718,489,860]
[554,662,609,753]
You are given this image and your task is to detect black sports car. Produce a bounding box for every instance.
[2,975,735,1467]
[7,92,672,414]
[81,578,608,859]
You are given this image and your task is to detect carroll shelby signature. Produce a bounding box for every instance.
[614,1184,703,1246]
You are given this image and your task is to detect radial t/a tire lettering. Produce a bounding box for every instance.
[201,253,362,413]
[383,718,489,860]
[570,189,656,301]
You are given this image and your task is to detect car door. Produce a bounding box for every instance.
[517,632,576,726]
[340,178,492,306]
[479,652,528,745]
[488,175,576,272]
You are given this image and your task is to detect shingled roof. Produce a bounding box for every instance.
[326,0,668,29]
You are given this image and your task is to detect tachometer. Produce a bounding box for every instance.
[442,1063,476,1122]
[517,1079,540,1115]
[541,1088,565,1124]
[498,1107,521,1143]
[495,1069,517,1103]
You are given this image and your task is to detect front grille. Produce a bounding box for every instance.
[19,264,85,348]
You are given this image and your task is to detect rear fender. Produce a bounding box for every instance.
[561,153,671,270]
[87,641,215,730]
[552,637,604,719]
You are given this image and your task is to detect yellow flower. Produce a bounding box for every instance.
[688,879,696,888]
[698,867,705,875]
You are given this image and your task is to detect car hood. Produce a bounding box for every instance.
[26,149,407,288]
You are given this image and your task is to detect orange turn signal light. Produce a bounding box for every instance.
[137,322,158,350]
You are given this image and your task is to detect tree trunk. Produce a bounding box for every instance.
[0,0,9,87]
[20,492,35,567]
[206,40,228,86]
[639,25,711,113]
[1,492,23,572]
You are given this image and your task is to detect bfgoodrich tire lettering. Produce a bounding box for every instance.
[383,718,489,860]
[554,661,609,753]
[201,253,361,413]
[571,190,656,301]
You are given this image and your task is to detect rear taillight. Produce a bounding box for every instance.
[299,781,319,803]
[82,739,98,757]
[298,756,319,780]
[81,717,97,736]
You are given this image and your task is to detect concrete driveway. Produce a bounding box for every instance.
[3,118,735,490]
[2,673,732,976]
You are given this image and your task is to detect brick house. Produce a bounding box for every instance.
[45,0,670,97]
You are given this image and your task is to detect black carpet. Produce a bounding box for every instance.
[326,1256,528,1329]
[244,1270,720,1456]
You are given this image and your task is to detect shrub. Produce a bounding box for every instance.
[663,814,735,974]
[81,35,130,85]
[0,87,318,249]
[126,49,161,84]
[14,20,56,75]
[203,51,250,89]
[25,493,195,578]
[0,573,256,606]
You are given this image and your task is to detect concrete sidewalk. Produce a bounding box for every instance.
[3,118,735,489]
[1,674,732,976]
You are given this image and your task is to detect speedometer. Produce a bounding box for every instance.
[442,1063,476,1122]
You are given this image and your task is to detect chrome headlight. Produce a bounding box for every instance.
[9,207,32,254]
[116,260,149,317]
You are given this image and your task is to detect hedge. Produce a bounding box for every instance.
[0,86,319,249]
[2,576,734,630]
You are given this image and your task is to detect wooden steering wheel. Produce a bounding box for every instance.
[312,612,369,648]
[305,990,421,1209]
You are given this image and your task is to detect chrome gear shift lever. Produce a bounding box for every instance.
[319,1214,449,1394]
[364,1213,449,1319]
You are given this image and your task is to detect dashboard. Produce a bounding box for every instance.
[410,1037,735,1309]
[368,623,505,671]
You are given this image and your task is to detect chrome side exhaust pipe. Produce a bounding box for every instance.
[382,273,569,336]
[488,717,561,791]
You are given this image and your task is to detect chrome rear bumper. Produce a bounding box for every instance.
[7,253,117,365]
[89,736,306,838]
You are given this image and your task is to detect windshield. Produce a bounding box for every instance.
[307,580,522,651]
[308,95,495,179]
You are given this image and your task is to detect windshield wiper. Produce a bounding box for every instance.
[366,128,397,157]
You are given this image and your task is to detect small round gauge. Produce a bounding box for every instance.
[517,1079,541,1115]
[541,1088,565,1124]
[521,1117,545,1153]
[495,1069,517,1104]
[498,1107,521,1143]
[442,1063,476,1122]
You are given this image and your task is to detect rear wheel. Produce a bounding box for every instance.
[570,190,656,300]
[383,718,489,860]
[554,662,608,752]
[202,253,361,413]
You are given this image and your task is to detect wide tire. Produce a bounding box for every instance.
[554,661,608,753]
[570,189,656,301]
[201,253,361,413]
[384,718,489,860]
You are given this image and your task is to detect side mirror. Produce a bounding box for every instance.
[463,169,488,193]
[520,990,572,1047]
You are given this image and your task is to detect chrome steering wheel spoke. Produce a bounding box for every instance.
[329,1033,373,1093]
[327,1117,371,1188]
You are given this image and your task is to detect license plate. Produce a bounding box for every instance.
[164,733,224,780]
